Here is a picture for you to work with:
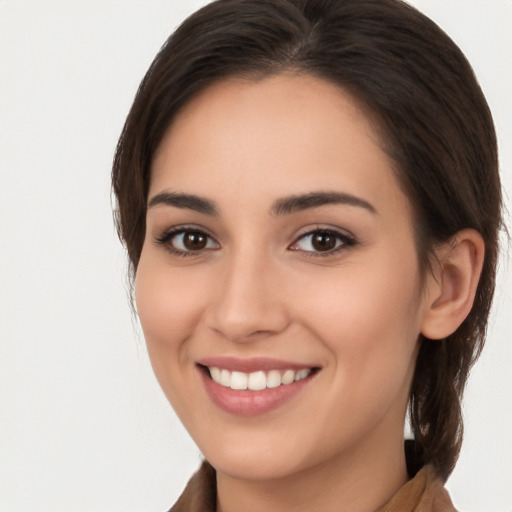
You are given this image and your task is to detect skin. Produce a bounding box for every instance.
[135,74,474,512]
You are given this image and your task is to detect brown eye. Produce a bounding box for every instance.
[156,228,220,255]
[183,231,208,250]
[289,228,355,255]
[311,232,337,251]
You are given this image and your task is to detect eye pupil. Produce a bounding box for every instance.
[183,232,207,250]
[312,232,336,251]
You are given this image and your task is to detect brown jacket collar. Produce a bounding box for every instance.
[169,462,457,512]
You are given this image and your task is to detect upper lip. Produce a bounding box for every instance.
[196,356,318,373]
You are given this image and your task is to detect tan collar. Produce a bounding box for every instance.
[170,462,457,512]
[376,465,456,512]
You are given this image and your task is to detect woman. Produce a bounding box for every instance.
[112,0,503,510]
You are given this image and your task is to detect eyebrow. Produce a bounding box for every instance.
[270,191,377,216]
[147,190,377,217]
[148,191,219,215]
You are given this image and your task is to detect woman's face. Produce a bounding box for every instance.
[136,74,430,481]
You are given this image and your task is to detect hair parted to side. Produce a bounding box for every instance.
[112,0,503,480]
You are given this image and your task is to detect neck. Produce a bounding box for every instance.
[216,433,409,512]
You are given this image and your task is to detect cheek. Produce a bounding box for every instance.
[134,254,213,418]
[295,253,423,379]
[296,259,422,439]
[134,254,213,399]
[135,257,205,344]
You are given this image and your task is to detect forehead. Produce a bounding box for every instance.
[150,73,410,219]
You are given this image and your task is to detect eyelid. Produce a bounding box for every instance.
[153,224,357,258]
[288,227,357,256]
[154,225,220,256]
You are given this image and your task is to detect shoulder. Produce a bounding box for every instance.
[169,461,457,512]
[169,462,216,512]
[377,465,458,512]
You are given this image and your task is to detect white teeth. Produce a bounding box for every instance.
[208,367,312,390]
[295,369,310,381]
[248,371,267,391]
[220,369,231,387]
[281,369,295,385]
[210,367,221,382]
[230,371,248,390]
[266,370,281,388]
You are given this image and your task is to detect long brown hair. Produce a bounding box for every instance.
[112,0,503,480]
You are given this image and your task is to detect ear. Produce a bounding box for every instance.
[421,229,485,340]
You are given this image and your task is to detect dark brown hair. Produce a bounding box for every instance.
[112,0,503,480]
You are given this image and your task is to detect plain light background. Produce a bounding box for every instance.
[0,1,510,511]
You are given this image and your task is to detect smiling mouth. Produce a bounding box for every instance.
[202,366,317,391]
[197,360,320,415]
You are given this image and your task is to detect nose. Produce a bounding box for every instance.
[205,248,291,343]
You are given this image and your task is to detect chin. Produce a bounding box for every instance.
[206,447,307,482]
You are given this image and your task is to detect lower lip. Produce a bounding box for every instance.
[199,369,313,416]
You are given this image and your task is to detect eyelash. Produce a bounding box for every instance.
[155,226,219,257]
[289,228,357,257]
[154,226,357,258]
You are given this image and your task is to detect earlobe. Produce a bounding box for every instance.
[421,229,485,340]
